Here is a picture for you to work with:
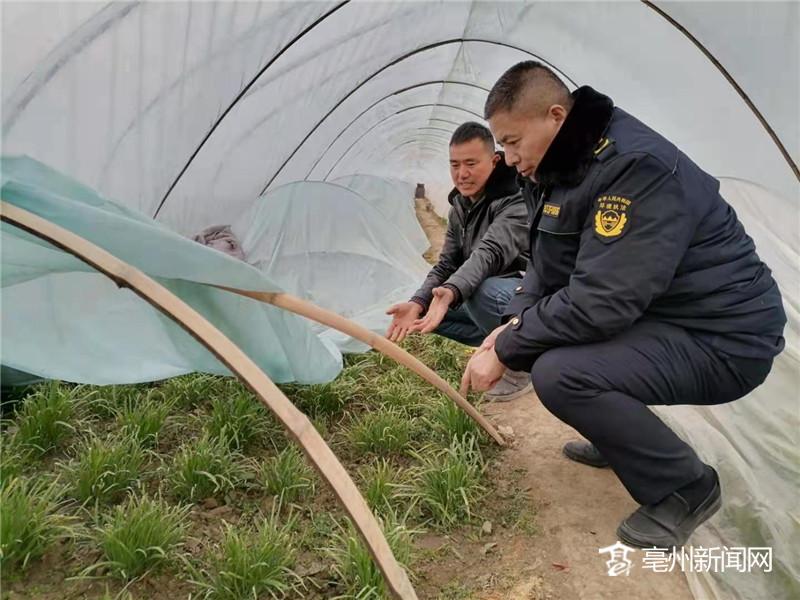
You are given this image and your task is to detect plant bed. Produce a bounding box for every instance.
[0,335,539,599]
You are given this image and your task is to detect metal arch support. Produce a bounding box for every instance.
[305,80,490,179]
[641,0,798,181]
[152,1,350,219]
[387,139,448,157]
[0,200,418,600]
[323,103,484,180]
[260,38,571,194]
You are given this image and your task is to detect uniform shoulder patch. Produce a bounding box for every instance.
[593,194,631,242]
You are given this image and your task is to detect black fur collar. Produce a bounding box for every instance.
[448,151,519,205]
[535,86,615,188]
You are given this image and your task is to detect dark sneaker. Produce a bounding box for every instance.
[617,466,721,548]
[483,369,533,402]
[562,440,609,468]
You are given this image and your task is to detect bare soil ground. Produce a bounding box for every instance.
[413,197,694,599]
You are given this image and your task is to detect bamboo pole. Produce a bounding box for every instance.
[0,200,418,600]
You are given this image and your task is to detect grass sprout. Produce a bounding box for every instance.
[11,381,84,455]
[206,391,276,452]
[411,436,486,528]
[358,459,407,515]
[349,408,413,456]
[0,476,74,574]
[326,514,414,600]
[86,493,189,579]
[193,515,298,599]
[62,432,147,505]
[168,433,245,502]
[259,446,315,504]
[424,397,481,445]
[114,390,172,447]
[159,374,233,410]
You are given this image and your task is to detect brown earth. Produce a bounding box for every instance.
[413,197,694,600]
[415,197,447,264]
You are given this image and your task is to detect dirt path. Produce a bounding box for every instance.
[415,197,446,263]
[414,199,694,599]
[478,394,695,599]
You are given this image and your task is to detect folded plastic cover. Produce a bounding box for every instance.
[0,156,343,385]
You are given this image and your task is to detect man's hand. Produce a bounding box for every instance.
[460,347,507,395]
[385,301,423,343]
[480,322,511,351]
[411,286,455,334]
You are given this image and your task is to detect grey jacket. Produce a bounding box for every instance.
[411,155,530,310]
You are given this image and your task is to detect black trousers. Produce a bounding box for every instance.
[530,320,773,505]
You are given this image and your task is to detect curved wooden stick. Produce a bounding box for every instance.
[0,201,418,600]
[215,286,506,447]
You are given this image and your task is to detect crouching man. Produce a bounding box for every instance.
[386,122,532,401]
[462,62,786,547]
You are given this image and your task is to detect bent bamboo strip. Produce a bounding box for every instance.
[214,286,506,447]
[0,200,418,600]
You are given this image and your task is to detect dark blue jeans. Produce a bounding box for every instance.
[434,276,522,347]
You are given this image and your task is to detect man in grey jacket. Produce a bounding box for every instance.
[385,122,532,401]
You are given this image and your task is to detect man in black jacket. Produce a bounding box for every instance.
[386,122,532,401]
[461,62,786,547]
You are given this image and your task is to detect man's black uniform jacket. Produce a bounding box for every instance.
[495,86,786,372]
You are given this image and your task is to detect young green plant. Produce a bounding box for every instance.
[85,492,189,579]
[349,407,413,457]
[258,445,315,505]
[0,476,74,574]
[411,435,486,528]
[168,432,245,502]
[62,431,148,505]
[193,515,298,600]
[11,381,84,455]
[325,514,415,600]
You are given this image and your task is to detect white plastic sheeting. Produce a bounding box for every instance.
[332,174,429,253]
[231,181,428,312]
[3,2,796,222]
[230,180,429,352]
[2,2,799,599]
[653,178,800,600]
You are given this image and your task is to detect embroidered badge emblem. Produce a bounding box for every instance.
[594,195,631,239]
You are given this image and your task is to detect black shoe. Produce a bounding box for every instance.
[617,467,722,548]
[562,440,609,468]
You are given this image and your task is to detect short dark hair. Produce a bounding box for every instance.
[484,61,573,119]
[449,121,495,153]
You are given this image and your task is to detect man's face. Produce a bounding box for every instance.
[489,105,566,180]
[449,138,498,199]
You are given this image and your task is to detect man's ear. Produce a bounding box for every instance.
[548,104,568,126]
[492,152,501,166]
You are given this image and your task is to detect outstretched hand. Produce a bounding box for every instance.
[385,301,423,343]
[411,286,455,334]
